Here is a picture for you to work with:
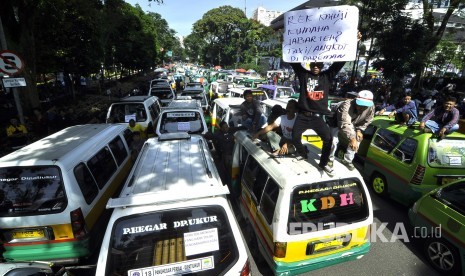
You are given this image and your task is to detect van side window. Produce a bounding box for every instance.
[372,128,402,153]
[393,138,417,164]
[74,163,99,204]
[253,167,268,202]
[88,147,117,189]
[260,178,279,224]
[242,155,259,190]
[149,102,160,119]
[240,146,249,169]
[216,107,225,122]
[109,136,128,165]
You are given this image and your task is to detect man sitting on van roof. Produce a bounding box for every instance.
[252,100,298,155]
[419,96,460,140]
[328,90,375,171]
[240,90,267,133]
[378,92,418,126]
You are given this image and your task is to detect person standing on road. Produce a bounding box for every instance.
[6,118,29,149]
[419,96,460,139]
[128,119,146,139]
[328,90,375,171]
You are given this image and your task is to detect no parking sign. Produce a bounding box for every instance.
[0,50,25,76]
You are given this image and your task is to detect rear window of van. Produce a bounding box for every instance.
[159,111,204,134]
[105,206,238,276]
[288,178,369,234]
[0,166,66,217]
[109,103,147,123]
[427,138,465,168]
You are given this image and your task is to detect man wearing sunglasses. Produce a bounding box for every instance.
[290,32,361,176]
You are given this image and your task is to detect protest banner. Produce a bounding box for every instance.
[283,5,359,63]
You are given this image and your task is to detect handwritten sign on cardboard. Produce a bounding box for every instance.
[283,5,359,63]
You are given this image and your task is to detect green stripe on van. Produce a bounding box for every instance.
[274,242,371,276]
[3,239,89,261]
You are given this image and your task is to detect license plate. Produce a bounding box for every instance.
[314,238,345,252]
[12,229,45,239]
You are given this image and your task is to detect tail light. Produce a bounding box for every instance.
[365,224,372,242]
[274,242,287,258]
[410,165,425,185]
[240,259,251,276]
[70,208,88,239]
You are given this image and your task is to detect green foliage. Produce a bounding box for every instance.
[184,5,279,68]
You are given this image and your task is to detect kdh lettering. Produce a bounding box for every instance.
[300,193,354,213]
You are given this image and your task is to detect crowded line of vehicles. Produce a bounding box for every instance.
[0,70,464,276]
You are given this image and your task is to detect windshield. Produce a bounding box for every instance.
[427,138,465,168]
[217,83,230,94]
[434,180,465,215]
[108,103,147,123]
[275,87,294,98]
[288,178,369,234]
[159,111,204,134]
[151,89,174,100]
[180,92,207,106]
[106,206,239,276]
[249,90,268,101]
[0,166,66,216]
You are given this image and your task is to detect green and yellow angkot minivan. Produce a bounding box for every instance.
[0,124,134,264]
[353,116,465,206]
[231,130,373,275]
[409,179,465,276]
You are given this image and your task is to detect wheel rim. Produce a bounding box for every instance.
[372,177,385,194]
[427,241,455,271]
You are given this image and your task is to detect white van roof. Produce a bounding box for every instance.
[108,134,228,208]
[213,97,244,109]
[165,99,201,109]
[234,130,363,188]
[0,124,128,169]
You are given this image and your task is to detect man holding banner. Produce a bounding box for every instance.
[283,5,361,176]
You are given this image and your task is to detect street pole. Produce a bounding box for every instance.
[0,15,25,125]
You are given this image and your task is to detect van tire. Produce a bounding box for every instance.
[423,238,461,276]
[370,173,388,197]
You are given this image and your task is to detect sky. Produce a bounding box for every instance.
[125,0,307,37]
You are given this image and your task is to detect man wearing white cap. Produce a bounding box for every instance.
[328,90,375,170]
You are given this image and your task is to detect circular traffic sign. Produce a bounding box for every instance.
[0,50,25,76]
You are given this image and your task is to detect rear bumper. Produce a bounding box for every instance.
[3,239,89,264]
[274,242,371,276]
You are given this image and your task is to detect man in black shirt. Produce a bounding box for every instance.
[240,90,266,133]
[290,61,345,176]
